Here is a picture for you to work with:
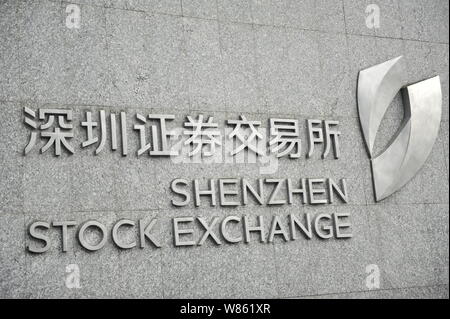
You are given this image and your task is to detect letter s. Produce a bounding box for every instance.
[171,179,190,207]
[27,221,50,253]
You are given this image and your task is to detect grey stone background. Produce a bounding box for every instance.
[0,0,448,298]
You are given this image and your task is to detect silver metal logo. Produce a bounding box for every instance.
[357,56,442,202]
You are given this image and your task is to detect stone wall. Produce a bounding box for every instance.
[0,0,448,298]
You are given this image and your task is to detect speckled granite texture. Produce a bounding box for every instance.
[0,0,448,298]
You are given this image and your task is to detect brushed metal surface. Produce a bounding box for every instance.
[358,57,442,202]
[357,56,406,157]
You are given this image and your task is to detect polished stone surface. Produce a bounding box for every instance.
[0,0,448,298]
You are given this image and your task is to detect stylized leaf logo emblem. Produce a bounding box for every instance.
[357,56,442,202]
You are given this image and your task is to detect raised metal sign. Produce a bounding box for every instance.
[357,56,442,202]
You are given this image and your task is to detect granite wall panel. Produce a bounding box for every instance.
[0,0,448,299]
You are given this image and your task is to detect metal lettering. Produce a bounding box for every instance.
[287,178,307,204]
[194,179,216,207]
[139,219,160,248]
[308,178,328,205]
[289,213,313,240]
[242,178,264,205]
[219,179,240,207]
[53,221,76,252]
[171,178,191,207]
[243,215,265,243]
[112,219,136,249]
[333,212,353,239]
[78,221,107,251]
[268,216,289,242]
[265,179,286,205]
[314,214,333,239]
[173,217,195,247]
[197,217,221,245]
[27,221,50,253]
[220,216,242,243]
